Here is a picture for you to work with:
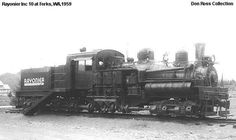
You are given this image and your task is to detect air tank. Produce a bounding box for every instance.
[174,50,188,67]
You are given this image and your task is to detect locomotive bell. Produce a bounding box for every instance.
[174,50,188,67]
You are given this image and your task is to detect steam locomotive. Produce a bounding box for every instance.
[16,44,230,117]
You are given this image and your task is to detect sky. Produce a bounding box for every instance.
[0,0,236,80]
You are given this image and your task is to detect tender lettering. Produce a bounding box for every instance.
[24,77,45,86]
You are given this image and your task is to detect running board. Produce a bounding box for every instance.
[23,92,55,115]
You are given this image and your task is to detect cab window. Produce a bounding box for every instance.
[78,61,85,71]
[85,60,92,71]
[77,59,92,71]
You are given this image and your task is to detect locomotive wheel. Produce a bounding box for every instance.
[149,105,157,115]
[117,105,124,113]
[118,105,131,113]
[93,103,100,112]
[87,103,94,113]
[124,105,131,113]
[186,106,192,112]
[162,105,167,111]
[100,103,108,113]
[108,103,116,113]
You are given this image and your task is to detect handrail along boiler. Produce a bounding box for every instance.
[16,45,230,117]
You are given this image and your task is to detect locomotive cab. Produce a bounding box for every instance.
[66,49,125,91]
[66,51,98,91]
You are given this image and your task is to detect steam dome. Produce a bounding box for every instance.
[175,50,188,67]
[137,48,154,62]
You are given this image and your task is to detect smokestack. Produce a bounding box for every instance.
[195,43,205,61]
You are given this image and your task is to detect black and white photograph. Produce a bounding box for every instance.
[0,0,236,139]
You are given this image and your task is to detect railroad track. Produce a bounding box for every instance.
[5,108,236,125]
[203,117,236,124]
[76,112,236,125]
[5,108,23,113]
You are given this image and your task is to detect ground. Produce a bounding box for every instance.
[0,94,235,140]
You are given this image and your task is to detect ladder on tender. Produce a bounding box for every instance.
[23,92,55,115]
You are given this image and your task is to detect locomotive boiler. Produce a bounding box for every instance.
[16,44,230,118]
